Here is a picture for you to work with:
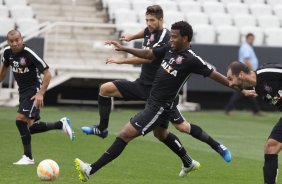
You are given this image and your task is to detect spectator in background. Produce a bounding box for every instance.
[225,33,262,116]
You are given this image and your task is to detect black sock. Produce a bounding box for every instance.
[29,121,62,134]
[90,137,127,175]
[97,95,112,131]
[264,154,278,184]
[162,132,192,167]
[190,124,219,150]
[16,120,32,159]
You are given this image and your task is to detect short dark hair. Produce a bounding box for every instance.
[7,30,21,38]
[146,5,163,19]
[246,33,254,39]
[228,61,251,76]
[171,21,193,42]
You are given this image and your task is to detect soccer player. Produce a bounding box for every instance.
[81,5,231,165]
[74,21,236,181]
[0,30,74,165]
[227,61,282,184]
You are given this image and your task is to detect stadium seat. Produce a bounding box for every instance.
[257,15,280,28]
[209,13,233,27]
[16,18,39,34]
[0,18,15,36]
[0,5,9,18]
[216,25,240,45]
[4,0,27,8]
[193,25,216,44]
[178,1,202,14]
[197,0,219,4]
[154,0,179,12]
[116,22,143,34]
[226,3,249,15]
[273,4,282,17]
[107,0,131,20]
[202,2,225,15]
[266,0,282,7]
[163,11,185,28]
[240,26,264,46]
[10,5,34,21]
[233,14,257,28]
[185,12,209,26]
[220,0,242,5]
[244,0,265,5]
[264,27,282,47]
[131,1,155,12]
[114,9,138,25]
[249,4,273,17]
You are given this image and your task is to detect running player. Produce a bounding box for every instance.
[0,30,74,165]
[81,5,231,165]
[227,61,282,184]
[75,21,235,182]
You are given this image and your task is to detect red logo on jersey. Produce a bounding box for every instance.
[19,57,26,66]
[176,56,183,64]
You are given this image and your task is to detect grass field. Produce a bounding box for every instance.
[0,106,281,184]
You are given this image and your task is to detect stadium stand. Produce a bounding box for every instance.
[178,1,202,14]
[4,0,27,8]
[202,2,226,15]
[193,24,216,44]
[0,5,9,17]
[264,27,282,46]
[209,13,233,27]
[10,5,34,20]
[216,25,240,45]
[233,14,257,28]
[0,18,15,36]
[257,15,280,28]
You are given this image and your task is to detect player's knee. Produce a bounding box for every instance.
[153,129,167,141]
[264,139,280,154]
[100,82,116,96]
[117,123,138,142]
[174,122,189,133]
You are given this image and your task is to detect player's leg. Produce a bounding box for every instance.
[81,81,122,137]
[29,117,74,141]
[153,126,200,177]
[81,79,149,138]
[13,112,34,165]
[263,117,282,184]
[75,103,163,181]
[171,107,231,162]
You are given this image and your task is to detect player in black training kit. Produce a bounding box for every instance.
[82,5,231,166]
[227,61,282,184]
[0,30,74,165]
[82,5,201,177]
[75,21,238,182]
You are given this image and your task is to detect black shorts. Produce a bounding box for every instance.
[269,117,282,143]
[18,89,40,121]
[113,79,152,101]
[130,101,170,135]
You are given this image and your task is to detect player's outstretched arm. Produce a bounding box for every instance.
[106,57,152,65]
[209,70,229,87]
[120,30,144,42]
[105,41,153,60]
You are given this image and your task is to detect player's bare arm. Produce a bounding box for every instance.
[120,30,144,42]
[106,57,152,65]
[105,41,153,60]
[0,65,8,82]
[31,69,52,109]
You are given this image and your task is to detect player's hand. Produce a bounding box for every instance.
[106,58,123,64]
[31,92,44,109]
[120,34,133,42]
[241,89,258,97]
[104,41,124,51]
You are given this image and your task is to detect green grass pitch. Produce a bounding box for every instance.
[0,106,281,184]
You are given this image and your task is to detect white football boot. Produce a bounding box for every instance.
[74,158,92,182]
[60,117,74,141]
[179,160,200,177]
[13,155,34,165]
